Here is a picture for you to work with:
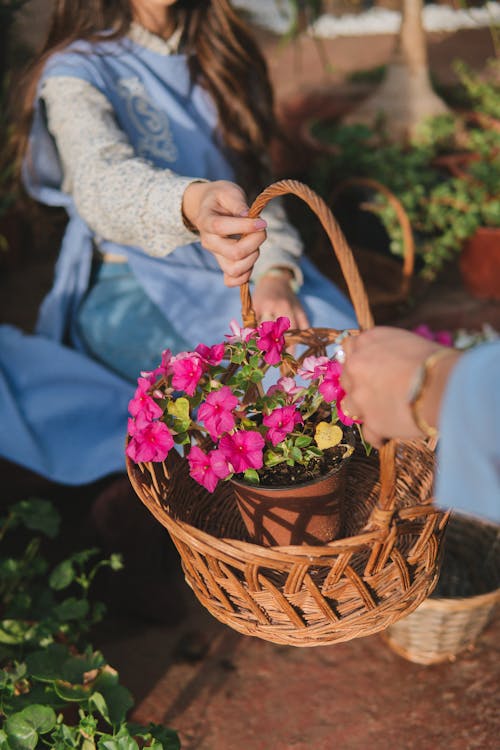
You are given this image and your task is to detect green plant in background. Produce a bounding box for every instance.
[0,498,181,749]
[308,107,500,280]
[453,59,500,120]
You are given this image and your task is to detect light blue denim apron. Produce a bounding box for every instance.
[0,34,356,484]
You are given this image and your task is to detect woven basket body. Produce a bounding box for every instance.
[126,180,448,647]
[383,513,500,664]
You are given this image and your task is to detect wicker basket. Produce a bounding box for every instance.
[382,512,500,664]
[126,179,449,647]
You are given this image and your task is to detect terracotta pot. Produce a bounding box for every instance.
[230,445,354,547]
[459,226,500,301]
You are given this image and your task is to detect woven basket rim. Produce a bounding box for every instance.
[398,510,500,612]
[417,588,500,611]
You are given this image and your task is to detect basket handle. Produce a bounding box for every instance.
[329,177,415,299]
[240,179,374,331]
[239,179,398,530]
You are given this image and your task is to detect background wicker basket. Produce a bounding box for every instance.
[382,512,500,664]
[126,179,449,647]
[327,176,416,322]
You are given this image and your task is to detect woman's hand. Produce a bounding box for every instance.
[182,180,267,287]
[252,271,309,329]
[340,327,460,447]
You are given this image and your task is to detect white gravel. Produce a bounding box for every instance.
[232,1,500,36]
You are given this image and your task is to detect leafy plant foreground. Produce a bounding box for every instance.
[0,498,180,750]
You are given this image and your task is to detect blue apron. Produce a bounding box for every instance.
[1,34,356,484]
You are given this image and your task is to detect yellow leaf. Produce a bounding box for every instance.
[314,422,343,450]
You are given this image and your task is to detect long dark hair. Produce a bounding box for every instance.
[15,0,275,194]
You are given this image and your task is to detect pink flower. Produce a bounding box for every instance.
[195,342,225,366]
[338,389,362,427]
[141,349,173,383]
[263,405,303,446]
[256,317,290,365]
[413,324,435,341]
[171,352,204,396]
[318,361,343,403]
[188,445,231,492]
[435,331,454,347]
[298,355,329,380]
[126,421,174,463]
[219,431,265,474]
[413,325,453,347]
[197,386,239,440]
[129,378,163,420]
[127,411,150,437]
[225,319,256,343]
[266,376,303,402]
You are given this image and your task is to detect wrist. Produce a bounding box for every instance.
[182,180,208,232]
[408,348,461,438]
[256,267,301,294]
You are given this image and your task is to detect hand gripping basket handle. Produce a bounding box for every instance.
[240,179,397,529]
[240,179,374,331]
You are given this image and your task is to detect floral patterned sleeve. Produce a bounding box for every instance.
[41,75,200,256]
[41,75,304,284]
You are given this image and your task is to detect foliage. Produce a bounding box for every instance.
[308,112,500,280]
[126,317,361,491]
[453,59,500,120]
[0,498,181,750]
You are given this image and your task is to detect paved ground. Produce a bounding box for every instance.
[98,600,499,750]
[2,15,500,750]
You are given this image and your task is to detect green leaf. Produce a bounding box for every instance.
[25,644,69,681]
[10,499,60,538]
[167,396,191,432]
[242,469,259,485]
[89,692,110,723]
[264,450,285,467]
[93,671,134,726]
[146,726,180,750]
[69,549,100,567]
[49,560,75,590]
[108,554,124,572]
[305,446,323,459]
[294,436,312,448]
[5,705,56,750]
[49,721,80,748]
[27,645,106,684]
[5,684,61,715]
[0,620,36,644]
[53,597,89,622]
[53,681,91,702]
[97,732,138,750]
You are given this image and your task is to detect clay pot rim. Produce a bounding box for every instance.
[230,430,356,494]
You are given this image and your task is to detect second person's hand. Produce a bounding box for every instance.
[182,180,267,287]
[253,271,309,329]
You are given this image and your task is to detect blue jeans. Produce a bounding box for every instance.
[75,261,189,383]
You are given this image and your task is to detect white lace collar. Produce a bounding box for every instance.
[128,22,183,55]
